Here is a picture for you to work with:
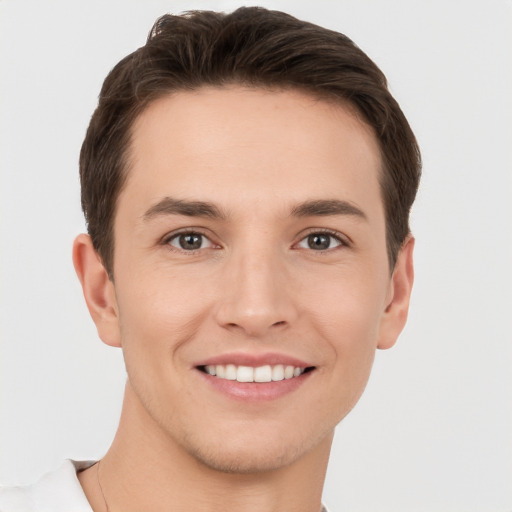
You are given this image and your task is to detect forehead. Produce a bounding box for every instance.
[121,86,383,219]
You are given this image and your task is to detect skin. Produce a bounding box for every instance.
[73,86,414,512]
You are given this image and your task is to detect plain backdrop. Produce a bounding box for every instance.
[1,1,511,511]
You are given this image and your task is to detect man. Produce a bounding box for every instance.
[0,7,420,511]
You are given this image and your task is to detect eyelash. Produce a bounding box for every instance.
[161,228,349,254]
[295,229,349,252]
[162,229,216,254]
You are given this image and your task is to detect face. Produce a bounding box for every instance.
[97,86,409,473]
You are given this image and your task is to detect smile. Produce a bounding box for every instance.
[199,364,311,383]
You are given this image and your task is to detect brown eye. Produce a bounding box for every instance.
[168,232,212,251]
[307,234,331,250]
[297,232,343,251]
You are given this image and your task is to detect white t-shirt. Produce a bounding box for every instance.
[0,460,95,512]
[0,461,331,512]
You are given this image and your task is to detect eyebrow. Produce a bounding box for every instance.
[143,197,225,220]
[142,197,366,222]
[290,199,367,220]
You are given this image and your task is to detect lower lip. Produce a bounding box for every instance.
[197,369,313,402]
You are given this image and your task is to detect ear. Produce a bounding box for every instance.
[377,236,415,350]
[72,234,122,347]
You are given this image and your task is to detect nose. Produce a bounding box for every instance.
[214,246,298,338]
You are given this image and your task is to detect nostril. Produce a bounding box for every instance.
[272,321,286,327]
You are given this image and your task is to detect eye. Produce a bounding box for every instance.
[167,232,214,251]
[297,232,344,251]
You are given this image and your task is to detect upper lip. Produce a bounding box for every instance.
[194,352,314,369]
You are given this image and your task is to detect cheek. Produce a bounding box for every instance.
[114,269,212,412]
[114,265,215,357]
[310,290,381,423]
[307,266,386,342]
[305,268,386,396]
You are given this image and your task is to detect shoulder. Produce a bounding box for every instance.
[0,460,95,512]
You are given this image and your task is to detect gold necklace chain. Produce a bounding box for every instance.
[96,460,110,512]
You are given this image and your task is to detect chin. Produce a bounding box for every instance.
[126,378,339,475]
[185,440,305,474]
[177,421,334,475]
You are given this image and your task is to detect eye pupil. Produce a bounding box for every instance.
[179,233,202,250]
[308,234,330,250]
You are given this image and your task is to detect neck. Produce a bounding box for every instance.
[80,383,332,512]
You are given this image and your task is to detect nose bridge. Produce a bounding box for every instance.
[215,238,296,336]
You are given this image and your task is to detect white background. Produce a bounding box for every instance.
[1,1,511,510]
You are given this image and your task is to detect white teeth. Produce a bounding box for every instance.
[284,365,295,379]
[271,364,284,381]
[254,365,272,382]
[225,364,237,380]
[205,364,306,382]
[236,366,254,382]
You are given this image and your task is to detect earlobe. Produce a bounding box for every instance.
[72,234,122,348]
[377,236,415,350]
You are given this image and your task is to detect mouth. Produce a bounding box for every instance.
[198,364,315,383]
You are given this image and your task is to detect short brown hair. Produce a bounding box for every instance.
[80,7,421,278]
